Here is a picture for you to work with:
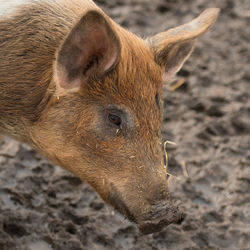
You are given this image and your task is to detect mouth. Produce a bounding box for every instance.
[107,185,137,223]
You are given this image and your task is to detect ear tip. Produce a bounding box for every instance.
[83,10,105,21]
[201,8,220,22]
[204,7,220,16]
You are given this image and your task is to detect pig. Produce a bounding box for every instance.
[0,0,219,234]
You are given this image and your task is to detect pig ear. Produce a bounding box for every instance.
[149,8,219,81]
[55,10,121,91]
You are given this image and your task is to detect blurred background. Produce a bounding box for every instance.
[0,0,249,249]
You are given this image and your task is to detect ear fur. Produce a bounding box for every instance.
[55,10,121,91]
[149,8,220,80]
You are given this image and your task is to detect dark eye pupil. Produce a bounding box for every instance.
[155,93,160,110]
[108,114,121,126]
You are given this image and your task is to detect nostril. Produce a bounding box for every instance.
[174,212,186,225]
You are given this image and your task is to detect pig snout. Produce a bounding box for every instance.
[106,183,184,234]
[137,200,185,234]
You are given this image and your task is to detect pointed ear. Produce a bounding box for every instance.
[148,8,219,81]
[55,10,121,91]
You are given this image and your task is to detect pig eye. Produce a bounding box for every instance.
[100,107,132,137]
[108,113,122,127]
[155,93,160,110]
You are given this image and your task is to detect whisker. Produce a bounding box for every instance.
[164,140,180,184]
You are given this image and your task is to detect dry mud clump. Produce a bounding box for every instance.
[0,0,250,249]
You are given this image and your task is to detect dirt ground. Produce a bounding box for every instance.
[0,0,249,249]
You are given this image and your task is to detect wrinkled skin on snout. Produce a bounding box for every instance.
[25,7,219,233]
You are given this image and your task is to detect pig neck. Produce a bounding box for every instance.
[0,0,101,143]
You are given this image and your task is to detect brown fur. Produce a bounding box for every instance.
[29,25,166,218]
[0,0,219,233]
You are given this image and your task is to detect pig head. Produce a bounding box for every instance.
[1,3,219,234]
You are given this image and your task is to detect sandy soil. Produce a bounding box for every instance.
[0,0,249,249]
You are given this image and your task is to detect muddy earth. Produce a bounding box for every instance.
[0,0,249,249]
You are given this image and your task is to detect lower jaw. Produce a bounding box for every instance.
[138,210,185,234]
